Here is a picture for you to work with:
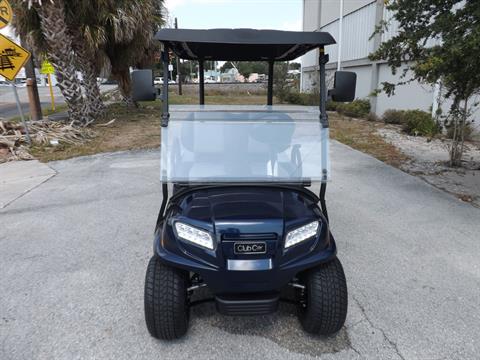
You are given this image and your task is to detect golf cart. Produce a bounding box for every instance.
[133,29,356,340]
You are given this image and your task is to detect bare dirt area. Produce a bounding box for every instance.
[377,126,480,207]
[329,113,409,168]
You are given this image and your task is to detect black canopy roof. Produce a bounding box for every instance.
[154,28,335,61]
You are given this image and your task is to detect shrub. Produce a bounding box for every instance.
[336,99,371,118]
[326,101,338,111]
[402,110,440,137]
[446,122,474,141]
[366,112,380,122]
[283,91,319,106]
[382,109,407,124]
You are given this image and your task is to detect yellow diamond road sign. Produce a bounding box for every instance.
[0,34,31,82]
[41,59,55,74]
[0,0,12,30]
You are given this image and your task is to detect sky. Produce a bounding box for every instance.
[164,0,302,31]
[1,0,303,39]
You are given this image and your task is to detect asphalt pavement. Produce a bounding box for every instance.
[1,142,479,360]
[0,85,117,118]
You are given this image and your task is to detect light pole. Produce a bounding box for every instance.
[337,0,344,71]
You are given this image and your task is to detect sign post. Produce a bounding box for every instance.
[41,59,55,111]
[11,81,31,144]
[0,33,32,145]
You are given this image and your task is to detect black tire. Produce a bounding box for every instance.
[297,257,348,335]
[144,256,190,340]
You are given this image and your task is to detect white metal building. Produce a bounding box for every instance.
[301,0,479,131]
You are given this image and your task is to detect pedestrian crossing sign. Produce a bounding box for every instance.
[0,0,12,30]
[41,59,55,74]
[0,34,31,81]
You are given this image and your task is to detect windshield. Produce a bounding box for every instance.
[160,105,330,183]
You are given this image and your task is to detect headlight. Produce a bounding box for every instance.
[285,221,319,248]
[174,222,214,249]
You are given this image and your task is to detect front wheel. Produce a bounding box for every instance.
[297,257,348,335]
[144,256,190,340]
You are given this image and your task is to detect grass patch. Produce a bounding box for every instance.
[329,112,409,167]
[30,103,160,162]
[30,96,408,168]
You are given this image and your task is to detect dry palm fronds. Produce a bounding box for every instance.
[0,119,93,163]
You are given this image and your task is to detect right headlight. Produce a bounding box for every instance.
[284,221,319,248]
[174,222,214,250]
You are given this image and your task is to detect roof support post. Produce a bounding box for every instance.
[267,60,274,106]
[319,47,329,128]
[319,46,330,209]
[161,49,170,127]
[199,60,205,105]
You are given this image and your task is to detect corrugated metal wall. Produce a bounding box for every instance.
[321,1,377,64]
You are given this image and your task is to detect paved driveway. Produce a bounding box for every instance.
[1,142,479,360]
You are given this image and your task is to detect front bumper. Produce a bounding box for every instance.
[153,223,337,294]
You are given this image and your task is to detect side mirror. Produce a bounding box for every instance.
[131,69,157,102]
[330,71,356,102]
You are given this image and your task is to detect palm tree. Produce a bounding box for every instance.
[102,0,163,107]
[13,0,92,125]
[12,0,163,123]
[65,0,164,108]
[64,0,109,118]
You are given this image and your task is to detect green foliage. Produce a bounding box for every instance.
[336,99,371,118]
[220,61,269,79]
[282,91,319,106]
[326,101,338,111]
[369,0,480,165]
[445,121,474,141]
[382,109,408,124]
[288,62,301,70]
[366,112,380,122]
[273,62,290,102]
[402,110,440,137]
[371,1,480,100]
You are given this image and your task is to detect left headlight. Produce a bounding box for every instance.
[284,221,319,248]
[174,222,214,250]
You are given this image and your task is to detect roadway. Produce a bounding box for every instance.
[1,143,480,359]
[0,84,117,119]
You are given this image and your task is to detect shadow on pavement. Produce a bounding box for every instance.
[190,286,352,357]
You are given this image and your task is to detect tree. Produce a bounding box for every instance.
[13,0,92,125]
[288,62,301,70]
[64,0,110,118]
[273,62,289,102]
[236,61,268,82]
[96,0,163,107]
[12,0,164,124]
[220,61,234,73]
[370,0,480,167]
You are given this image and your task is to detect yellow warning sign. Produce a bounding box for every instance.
[41,59,55,74]
[0,34,31,81]
[0,0,12,30]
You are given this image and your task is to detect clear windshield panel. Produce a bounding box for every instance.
[160,106,330,183]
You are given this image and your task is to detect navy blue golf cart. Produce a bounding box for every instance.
[132,29,357,340]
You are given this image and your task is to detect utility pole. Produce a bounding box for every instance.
[337,0,344,71]
[174,17,182,95]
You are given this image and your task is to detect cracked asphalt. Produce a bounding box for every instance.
[1,142,480,359]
